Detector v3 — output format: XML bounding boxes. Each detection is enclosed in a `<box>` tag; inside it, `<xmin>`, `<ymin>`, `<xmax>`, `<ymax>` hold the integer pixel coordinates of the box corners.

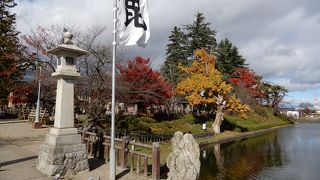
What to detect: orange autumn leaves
<box><xmin>176</xmin><ymin>49</ymin><xmax>250</xmax><ymax>118</ymax></box>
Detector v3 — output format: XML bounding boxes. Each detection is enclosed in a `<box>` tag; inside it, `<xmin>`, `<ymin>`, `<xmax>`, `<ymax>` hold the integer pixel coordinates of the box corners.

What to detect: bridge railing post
<box><xmin>152</xmin><ymin>142</ymin><xmax>160</xmax><ymax>180</ymax></box>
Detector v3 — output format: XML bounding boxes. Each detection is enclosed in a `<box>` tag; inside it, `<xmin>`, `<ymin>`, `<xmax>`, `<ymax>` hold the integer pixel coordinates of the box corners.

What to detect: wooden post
<box><xmin>136</xmin><ymin>155</ymin><xmax>141</xmax><ymax>173</ymax></box>
<box><xmin>81</xmin><ymin>130</ymin><xmax>85</xmax><ymax>143</ymax></box>
<box><xmin>105</xmin><ymin>145</ymin><xmax>110</xmax><ymax>164</ymax></box>
<box><xmin>131</xmin><ymin>153</ymin><xmax>135</xmax><ymax>172</ymax></box>
<box><xmin>121</xmin><ymin>136</ymin><xmax>129</xmax><ymax>169</ymax></box>
<box><xmin>89</xmin><ymin>136</ymin><xmax>94</xmax><ymax>156</ymax></box>
<box><xmin>152</xmin><ymin>142</ymin><xmax>160</xmax><ymax>180</ymax></box>
<box><xmin>98</xmin><ymin>132</ymin><xmax>104</xmax><ymax>159</ymax></box>
<box><xmin>93</xmin><ymin>130</ymin><xmax>98</xmax><ymax>158</ymax></box>
<box><xmin>86</xmin><ymin>136</ymin><xmax>90</xmax><ymax>154</ymax></box>
<box><xmin>144</xmin><ymin>157</ymin><xmax>148</xmax><ymax>177</ymax></box>
<box><xmin>116</xmin><ymin>149</ymin><xmax>119</xmax><ymax>165</ymax></box>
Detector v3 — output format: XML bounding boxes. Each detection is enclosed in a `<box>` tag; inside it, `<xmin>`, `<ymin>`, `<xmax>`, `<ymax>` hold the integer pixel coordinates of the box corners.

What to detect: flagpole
<box><xmin>110</xmin><ymin>0</ymin><xmax>118</xmax><ymax>179</ymax></box>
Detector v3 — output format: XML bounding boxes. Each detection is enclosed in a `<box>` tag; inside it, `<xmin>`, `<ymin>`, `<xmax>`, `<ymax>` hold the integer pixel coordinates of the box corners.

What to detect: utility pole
<box><xmin>110</xmin><ymin>0</ymin><xmax>118</xmax><ymax>179</ymax></box>
<box><xmin>33</xmin><ymin>52</ymin><xmax>42</xmax><ymax>129</ymax></box>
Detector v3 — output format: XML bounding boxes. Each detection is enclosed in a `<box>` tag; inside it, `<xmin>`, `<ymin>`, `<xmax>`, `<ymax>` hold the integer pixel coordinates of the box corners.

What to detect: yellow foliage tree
<box><xmin>176</xmin><ymin>49</ymin><xmax>250</xmax><ymax>133</ymax></box>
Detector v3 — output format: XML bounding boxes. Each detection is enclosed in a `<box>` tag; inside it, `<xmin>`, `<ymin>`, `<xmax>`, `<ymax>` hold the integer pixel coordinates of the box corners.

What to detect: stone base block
<box><xmin>45</xmin><ymin>133</ymin><xmax>81</xmax><ymax>146</ymax></box>
<box><xmin>37</xmin><ymin>129</ymin><xmax>89</xmax><ymax>177</ymax></box>
<box><xmin>50</xmin><ymin>128</ymin><xmax>78</xmax><ymax>135</ymax></box>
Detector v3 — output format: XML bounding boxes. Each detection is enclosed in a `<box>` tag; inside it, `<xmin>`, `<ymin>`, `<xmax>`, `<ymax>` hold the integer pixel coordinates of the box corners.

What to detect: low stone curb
<box><xmin>296</xmin><ymin>120</ymin><xmax>320</xmax><ymax>123</ymax></box>
<box><xmin>199</xmin><ymin>124</ymin><xmax>294</xmax><ymax>147</ymax></box>
<box><xmin>0</xmin><ymin>120</ymin><xmax>28</xmax><ymax>124</ymax></box>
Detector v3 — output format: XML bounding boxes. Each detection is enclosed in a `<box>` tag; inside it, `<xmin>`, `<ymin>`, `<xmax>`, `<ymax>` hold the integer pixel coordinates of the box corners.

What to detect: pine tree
<box><xmin>161</xmin><ymin>26</ymin><xmax>188</xmax><ymax>87</ymax></box>
<box><xmin>185</xmin><ymin>12</ymin><xmax>217</xmax><ymax>57</ymax></box>
<box><xmin>216</xmin><ymin>38</ymin><xmax>247</xmax><ymax>75</ymax></box>
<box><xmin>0</xmin><ymin>0</ymin><xmax>23</xmax><ymax>103</ymax></box>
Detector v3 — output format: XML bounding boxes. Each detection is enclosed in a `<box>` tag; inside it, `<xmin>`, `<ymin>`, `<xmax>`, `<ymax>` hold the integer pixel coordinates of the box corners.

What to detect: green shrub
<box><xmin>77</xmin><ymin>115</ymin><xmax>89</xmax><ymax>123</ymax></box>
<box><xmin>234</xmin><ymin>127</ymin><xmax>242</xmax><ymax>132</ymax></box>
<box><xmin>117</xmin><ymin>116</ymin><xmax>156</xmax><ymax>133</ymax></box>
<box><xmin>179</xmin><ymin>114</ymin><xmax>196</xmax><ymax>124</ymax></box>
<box><xmin>135</xmin><ymin>116</ymin><xmax>157</xmax><ymax>123</ymax></box>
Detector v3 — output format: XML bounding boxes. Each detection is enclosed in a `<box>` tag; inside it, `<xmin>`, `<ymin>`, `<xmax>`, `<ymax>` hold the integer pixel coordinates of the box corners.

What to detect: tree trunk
<box><xmin>212</xmin><ymin>95</ymin><xmax>226</xmax><ymax>134</ymax></box>
<box><xmin>212</xmin><ymin>106</ymin><xmax>224</xmax><ymax>133</ymax></box>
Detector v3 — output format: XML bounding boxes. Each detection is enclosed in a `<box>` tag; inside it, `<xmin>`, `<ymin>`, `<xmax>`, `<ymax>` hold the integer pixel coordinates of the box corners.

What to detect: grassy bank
<box><xmin>150</xmin><ymin>107</ymin><xmax>293</xmax><ymax>165</ymax></box>
<box><xmin>144</xmin><ymin>107</ymin><xmax>293</xmax><ymax>135</ymax></box>
<box><xmin>223</xmin><ymin>107</ymin><xmax>293</xmax><ymax>132</ymax></box>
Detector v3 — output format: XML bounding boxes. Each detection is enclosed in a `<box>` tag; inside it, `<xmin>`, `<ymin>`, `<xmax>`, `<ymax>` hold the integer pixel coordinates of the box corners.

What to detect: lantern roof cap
<box><xmin>48</xmin><ymin>44</ymin><xmax>88</xmax><ymax>57</ymax></box>
<box><xmin>47</xmin><ymin>30</ymin><xmax>88</xmax><ymax>57</ymax></box>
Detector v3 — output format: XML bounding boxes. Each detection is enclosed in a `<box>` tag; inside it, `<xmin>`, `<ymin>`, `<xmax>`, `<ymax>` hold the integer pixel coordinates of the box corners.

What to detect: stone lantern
<box><xmin>37</xmin><ymin>31</ymin><xmax>89</xmax><ymax>177</ymax></box>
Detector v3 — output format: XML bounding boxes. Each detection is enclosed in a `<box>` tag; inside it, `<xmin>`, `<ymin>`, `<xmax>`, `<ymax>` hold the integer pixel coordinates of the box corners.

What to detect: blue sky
<box><xmin>14</xmin><ymin>0</ymin><xmax>320</xmax><ymax>106</ymax></box>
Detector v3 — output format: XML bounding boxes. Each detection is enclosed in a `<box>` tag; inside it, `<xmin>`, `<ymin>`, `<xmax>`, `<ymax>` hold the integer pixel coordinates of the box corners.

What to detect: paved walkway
<box><xmin>0</xmin><ymin>121</ymin><xmax>49</xmax><ymax>180</ymax></box>
<box><xmin>0</xmin><ymin>121</ymin><xmax>149</xmax><ymax>180</ymax></box>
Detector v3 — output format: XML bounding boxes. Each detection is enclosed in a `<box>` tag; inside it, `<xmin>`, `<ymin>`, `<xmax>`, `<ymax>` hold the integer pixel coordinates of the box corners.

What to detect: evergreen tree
<box><xmin>216</xmin><ymin>38</ymin><xmax>247</xmax><ymax>75</ymax></box>
<box><xmin>0</xmin><ymin>0</ymin><xmax>24</xmax><ymax>103</ymax></box>
<box><xmin>161</xmin><ymin>26</ymin><xmax>188</xmax><ymax>87</ymax></box>
<box><xmin>185</xmin><ymin>12</ymin><xmax>217</xmax><ymax>57</ymax></box>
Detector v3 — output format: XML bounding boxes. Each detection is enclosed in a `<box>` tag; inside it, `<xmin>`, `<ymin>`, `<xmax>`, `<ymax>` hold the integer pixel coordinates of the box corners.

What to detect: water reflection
<box><xmin>200</xmin><ymin>123</ymin><xmax>320</xmax><ymax>180</ymax></box>
<box><xmin>200</xmin><ymin>128</ymin><xmax>285</xmax><ymax>179</ymax></box>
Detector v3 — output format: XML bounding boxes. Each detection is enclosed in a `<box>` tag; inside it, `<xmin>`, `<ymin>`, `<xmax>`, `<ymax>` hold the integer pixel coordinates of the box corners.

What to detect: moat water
<box><xmin>199</xmin><ymin>123</ymin><xmax>320</xmax><ymax>180</ymax></box>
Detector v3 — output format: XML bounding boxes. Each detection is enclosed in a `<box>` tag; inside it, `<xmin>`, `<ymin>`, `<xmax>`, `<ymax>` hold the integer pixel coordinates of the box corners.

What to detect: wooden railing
<box><xmin>129</xmin><ymin>132</ymin><xmax>172</xmax><ymax>142</ymax></box>
<box><xmin>103</xmin><ymin>131</ymin><xmax>171</xmax><ymax>143</ymax></box>
<box><xmin>104</xmin><ymin>131</ymin><xmax>213</xmax><ymax>143</ymax></box>
<box><xmin>27</xmin><ymin>108</ymin><xmax>49</xmax><ymax>124</ymax></box>
<box><xmin>79</xmin><ymin>130</ymin><xmax>160</xmax><ymax>180</ymax></box>
<box><xmin>18</xmin><ymin>108</ymin><xmax>30</xmax><ymax>120</ymax></box>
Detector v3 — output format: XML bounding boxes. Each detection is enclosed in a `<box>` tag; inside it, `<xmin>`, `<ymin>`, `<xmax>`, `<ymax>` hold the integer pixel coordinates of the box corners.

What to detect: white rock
<box><xmin>166</xmin><ymin>131</ymin><xmax>201</xmax><ymax>180</ymax></box>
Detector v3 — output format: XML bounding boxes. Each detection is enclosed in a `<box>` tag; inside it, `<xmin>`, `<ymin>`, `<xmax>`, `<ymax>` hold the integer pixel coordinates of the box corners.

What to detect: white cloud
<box><xmin>284</xmin><ymin>96</ymin><xmax>313</xmax><ymax>107</ymax></box>
<box><xmin>272</xmin><ymin>78</ymin><xmax>320</xmax><ymax>92</ymax></box>
<box><xmin>15</xmin><ymin>0</ymin><xmax>111</xmax><ymax>35</ymax></box>
<box><xmin>13</xmin><ymin>0</ymin><xmax>320</xmax><ymax>98</ymax></box>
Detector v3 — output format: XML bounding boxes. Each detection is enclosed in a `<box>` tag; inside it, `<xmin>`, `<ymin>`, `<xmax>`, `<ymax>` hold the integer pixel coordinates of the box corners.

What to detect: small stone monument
<box><xmin>8</xmin><ymin>92</ymin><xmax>14</xmax><ymax>108</ymax></box>
<box><xmin>166</xmin><ymin>131</ymin><xmax>201</xmax><ymax>180</ymax></box>
<box><xmin>37</xmin><ymin>31</ymin><xmax>89</xmax><ymax>177</ymax></box>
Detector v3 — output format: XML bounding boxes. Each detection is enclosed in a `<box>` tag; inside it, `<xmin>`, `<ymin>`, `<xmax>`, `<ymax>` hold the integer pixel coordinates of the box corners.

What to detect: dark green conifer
<box><xmin>161</xmin><ymin>26</ymin><xmax>188</xmax><ymax>87</ymax></box>
<box><xmin>216</xmin><ymin>38</ymin><xmax>247</xmax><ymax>75</ymax></box>
<box><xmin>185</xmin><ymin>12</ymin><xmax>217</xmax><ymax>57</ymax></box>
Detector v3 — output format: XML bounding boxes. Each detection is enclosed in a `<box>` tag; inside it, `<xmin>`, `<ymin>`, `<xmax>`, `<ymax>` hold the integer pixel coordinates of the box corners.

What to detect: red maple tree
<box><xmin>228</xmin><ymin>67</ymin><xmax>263</xmax><ymax>98</ymax></box>
<box><xmin>11</xmin><ymin>83</ymin><xmax>36</xmax><ymax>104</ymax></box>
<box><xmin>117</xmin><ymin>57</ymin><xmax>172</xmax><ymax>112</ymax></box>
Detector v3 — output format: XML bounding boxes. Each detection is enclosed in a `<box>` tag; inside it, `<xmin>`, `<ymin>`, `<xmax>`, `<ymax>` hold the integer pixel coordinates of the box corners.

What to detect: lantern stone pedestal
<box><xmin>37</xmin><ymin>128</ymin><xmax>89</xmax><ymax>176</ymax></box>
<box><xmin>36</xmin><ymin>31</ymin><xmax>89</xmax><ymax>177</ymax></box>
